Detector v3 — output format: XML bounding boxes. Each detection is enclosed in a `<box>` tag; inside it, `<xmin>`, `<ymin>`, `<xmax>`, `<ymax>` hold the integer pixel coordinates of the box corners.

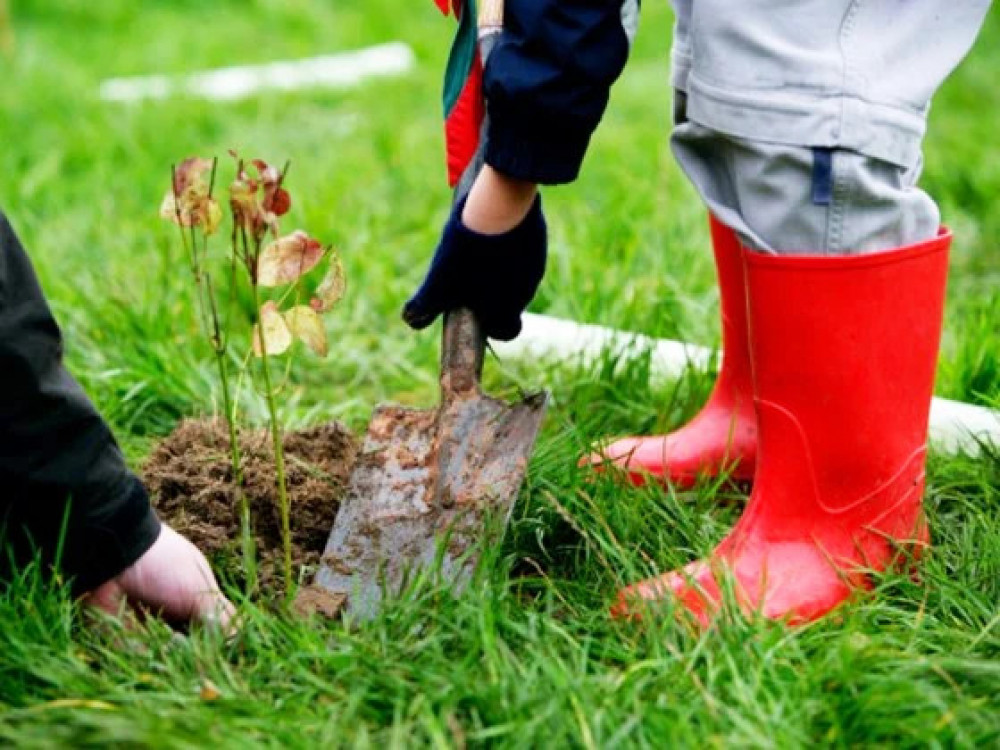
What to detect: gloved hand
<box><xmin>402</xmin><ymin>194</ymin><xmax>547</xmax><ymax>341</ymax></box>
<box><xmin>84</xmin><ymin>524</ymin><xmax>235</xmax><ymax>630</ymax></box>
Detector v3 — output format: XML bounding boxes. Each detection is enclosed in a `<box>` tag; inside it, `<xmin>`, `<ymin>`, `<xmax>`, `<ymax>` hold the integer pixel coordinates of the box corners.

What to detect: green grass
<box><xmin>1</xmin><ymin>1</ymin><xmax>999</xmax><ymax>746</ymax></box>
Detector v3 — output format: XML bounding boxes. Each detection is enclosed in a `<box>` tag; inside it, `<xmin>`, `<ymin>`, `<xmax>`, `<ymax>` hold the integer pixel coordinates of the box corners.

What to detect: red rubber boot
<box><xmin>612</xmin><ymin>229</ymin><xmax>951</xmax><ymax>625</ymax></box>
<box><xmin>585</xmin><ymin>217</ymin><xmax>757</xmax><ymax>488</ymax></box>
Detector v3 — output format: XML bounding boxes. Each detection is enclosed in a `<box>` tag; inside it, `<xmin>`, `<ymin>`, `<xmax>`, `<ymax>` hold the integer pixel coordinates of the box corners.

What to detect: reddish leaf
<box><xmin>160</xmin><ymin>156</ymin><xmax>220</xmax><ymax>234</ymax></box>
<box><xmin>252</xmin><ymin>159</ymin><xmax>280</xmax><ymax>182</ymax></box>
<box><xmin>173</xmin><ymin>157</ymin><xmax>213</xmax><ymax>196</ymax></box>
<box><xmin>253</xmin><ymin>158</ymin><xmax>291</xmax><ymax>218</ymax></box>
<box><xmin>265</xmin><ymin>186</ymin><xmax>291</xmax><ymax>217</ymax></box>
<box><xmin>257</xmin><ymin>231</ymin><xmax>324</xmax><ymax>287</ymax></box>
<box><xmin>228</xmin><ymin>154</ymin><xmax>290</xmax><ymax>242</ymax></box>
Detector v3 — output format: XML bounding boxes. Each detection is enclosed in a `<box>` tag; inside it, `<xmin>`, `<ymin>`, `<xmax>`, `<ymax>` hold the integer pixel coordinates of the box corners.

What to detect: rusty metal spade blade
<box><xmin>315</xmin><ymin>308</ymin><xmax>548</xmax><ymax>620</ymax></box>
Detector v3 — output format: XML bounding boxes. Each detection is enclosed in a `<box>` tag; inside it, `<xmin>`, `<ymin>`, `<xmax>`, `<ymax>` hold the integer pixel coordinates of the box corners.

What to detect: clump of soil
<box><xmin>292</xmin><ymin>585</ymin><xmax>347</xmax><ymax>619</ymax></box>
<box><xmin>143</xmin><ymin>418</ymin><xmax>358</xmax><ymax>594</ymax></box>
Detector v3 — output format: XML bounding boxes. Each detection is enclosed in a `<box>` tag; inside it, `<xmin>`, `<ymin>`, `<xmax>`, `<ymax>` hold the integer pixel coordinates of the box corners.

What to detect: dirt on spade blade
<box><xmin>142</xmin><ymin>418</ymin><xmax>358</xmax><ymax>598</ymax></box>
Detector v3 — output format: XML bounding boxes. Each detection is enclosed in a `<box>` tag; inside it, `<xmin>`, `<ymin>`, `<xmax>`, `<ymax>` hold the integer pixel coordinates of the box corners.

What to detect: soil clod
<box><xmin>292</xmin><ymin>585</ymin><xmax>347</xmax><ymax>619</ymax></box>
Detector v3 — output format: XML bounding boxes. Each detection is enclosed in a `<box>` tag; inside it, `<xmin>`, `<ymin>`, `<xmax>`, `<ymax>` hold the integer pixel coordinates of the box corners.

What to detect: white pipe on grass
<box><xmin>493</xmin><ymin>312</ymin><xmax>1000</xmax><ymax>457</ymax></box>
<box><xmin>100</xmin><ymin>42</ymin><xmax>416</xmax><ymax>103</ymax></box>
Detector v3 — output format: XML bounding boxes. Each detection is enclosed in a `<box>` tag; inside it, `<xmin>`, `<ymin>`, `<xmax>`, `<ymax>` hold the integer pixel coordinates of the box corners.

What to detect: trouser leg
<box><xmin>670</xmin><ymin>122</ymin><xmax>942</xmax><ymax>256</ymax></box>
<box><xmin>664</xmin><ymin>0</ymin><xmax>988</xmax><ymax>256</ymax></box>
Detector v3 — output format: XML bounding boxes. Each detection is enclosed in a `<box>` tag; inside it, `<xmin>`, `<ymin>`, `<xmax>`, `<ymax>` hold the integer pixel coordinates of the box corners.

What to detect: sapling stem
<box><xmin>205</xmin><ymin>266</ymin><xmax>255</xmax><ymax>591</ymax></box>
<box><xmin>235</xmin><ymin>171</ymin><xmax>295</xmax><ymax>596</ymax></box>
<box><xmin>171</xmin><ymin>162</ymin><xmax>253</xmax><ymax>592</ymax></box>
<box><xmin>251</xmin><ymin>276</ymin><xmax>294</xmax><ymax>597</ymax></box>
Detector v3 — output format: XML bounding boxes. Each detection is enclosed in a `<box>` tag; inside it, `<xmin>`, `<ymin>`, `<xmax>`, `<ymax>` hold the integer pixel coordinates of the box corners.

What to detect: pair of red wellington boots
<box><xmin>587</xmin><ymin>217</ymin><xmax>951</xmax><ymax>625</ymax></box>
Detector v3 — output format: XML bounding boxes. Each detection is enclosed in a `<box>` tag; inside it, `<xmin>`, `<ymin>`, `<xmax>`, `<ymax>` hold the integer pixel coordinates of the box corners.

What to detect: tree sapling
<box><xmin>161</xmin><ymin>154</ymin><xmax>345</xmax><ymax>597</ymax></box>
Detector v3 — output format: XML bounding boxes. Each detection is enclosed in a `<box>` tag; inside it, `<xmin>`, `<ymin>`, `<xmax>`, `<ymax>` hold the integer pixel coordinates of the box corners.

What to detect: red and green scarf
<box><xmin>435</xmin><ymin>0</ymin><xmax>484</xmax><ymax>187</ymax></box>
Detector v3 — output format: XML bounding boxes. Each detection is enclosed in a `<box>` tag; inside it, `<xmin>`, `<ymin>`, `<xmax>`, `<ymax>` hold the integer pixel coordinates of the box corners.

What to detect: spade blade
<box><xmin>315</xmin><ymin>384</ymin><xmax>547</xmax><ymax>620</ymax></box>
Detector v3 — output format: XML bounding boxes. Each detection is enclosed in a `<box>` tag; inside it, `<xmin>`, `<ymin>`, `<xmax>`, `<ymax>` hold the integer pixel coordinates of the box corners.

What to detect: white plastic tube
<box><xmin>100</xmin><ymin>42</ymin><xmax>415</xmax><ymax>103</ymax></box>
<box><xmin>493</xmin><ymin>312</ymin><xmax>1000</xmax><ymax>457</ymax></box>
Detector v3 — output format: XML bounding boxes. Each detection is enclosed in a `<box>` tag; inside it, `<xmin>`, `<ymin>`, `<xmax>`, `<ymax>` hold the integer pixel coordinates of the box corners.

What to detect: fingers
<box><xmin>402</xmin><ymin>295</ymin><xmax>444</xmax><ymax>331</ymax></box>
<box><xmin>87</xmin><ymin>524</ymin><xmax>235</xmax><ymax>632</ymax></box>
<box><xmin>405</xmin><ymin>298</ymin><xmax>523</xmax><ymax>341</ymax></box>
<box><xmin>477</xmin><ymin>310</ymin><xmax>523</xmax><ymax>342</ymax></box>
<box><xmin>188</xmin><ymin>578</ymin><xmax>237</xmax><ymax>632</ymax></box>
<box><xmin>82</xmin><ymin>578</ymin><xmax>127</xmax><ymax>617</ymax></box>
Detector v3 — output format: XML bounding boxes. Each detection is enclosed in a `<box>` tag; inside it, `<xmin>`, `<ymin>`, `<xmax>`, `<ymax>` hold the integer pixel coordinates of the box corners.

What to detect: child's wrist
<box><xmin>461</xmin><ymin>166</ymin><xmax>538</xmax><ymax>235</ymax></box>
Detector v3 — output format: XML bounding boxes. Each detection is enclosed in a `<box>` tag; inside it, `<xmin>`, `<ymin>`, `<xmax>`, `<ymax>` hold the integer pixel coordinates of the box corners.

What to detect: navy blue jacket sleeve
<box><xmin>483</xmin><ymin>0</ymin><xmax>638</xmax><ymax>185</ymax></box>
<box><xmin>0</xmin><ymin>212</ymin><xmax>160</xmax><ymax>595</ymax></box>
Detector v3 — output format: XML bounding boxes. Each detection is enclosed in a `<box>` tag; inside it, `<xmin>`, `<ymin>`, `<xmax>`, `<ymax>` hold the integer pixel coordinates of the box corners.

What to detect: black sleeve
<box><xmin>0</xmin><ymin>211</ymin><xmax>160</xmax><ymax>596</ymax></box>
<box><xmin>483</xmin><ymin>0</ymin><xmax>638</xmax><ymax>185</ymax></box>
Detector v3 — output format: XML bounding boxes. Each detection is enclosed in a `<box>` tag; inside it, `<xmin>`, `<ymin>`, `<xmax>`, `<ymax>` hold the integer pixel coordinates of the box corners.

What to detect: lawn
<box><xmin>1</xmin><ymin>1</ymin><xmax>998</xmax><ymax>746</ymax></box>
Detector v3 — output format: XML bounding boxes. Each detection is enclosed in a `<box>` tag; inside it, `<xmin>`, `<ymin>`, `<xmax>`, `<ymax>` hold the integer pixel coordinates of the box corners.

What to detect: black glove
<box><xmin>402</xmin><ymin>195</ymin><xmax>547</xmax><ymax>341</ymax></box>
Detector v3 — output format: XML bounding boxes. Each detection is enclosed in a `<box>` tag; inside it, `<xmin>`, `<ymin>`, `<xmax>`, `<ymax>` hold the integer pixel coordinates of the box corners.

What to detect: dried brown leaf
<box><xmin>160</xmin><ymin>157</ymin><xmax>221</xmax><ymax>234</ymax></box>
<box><xmin>199</xmin><ymin>679</ymin><xmax>222</xmax><ymax>701</ymax></box>
<box><xmin>313</xmin><ymin>254</ymin><xmax>346</xmax><ymax>312</ymax></box>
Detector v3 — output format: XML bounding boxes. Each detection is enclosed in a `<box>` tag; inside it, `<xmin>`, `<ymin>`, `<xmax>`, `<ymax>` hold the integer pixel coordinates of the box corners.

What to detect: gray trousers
<box><xmin>668</xmin><ymin>1</ymin><xmax>991</xmax><ymax>255</ymax></box>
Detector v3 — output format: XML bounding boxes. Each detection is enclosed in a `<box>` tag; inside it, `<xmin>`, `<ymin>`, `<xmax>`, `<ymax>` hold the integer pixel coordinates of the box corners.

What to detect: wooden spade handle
<box><xmin>441</xmin><ymin>308</ymin><xmax>486</xmax><ymax>398</ymax></box>
<box><xmin>439</xmin><ymin>0</ymin><xmax>505</xmax><ymax>401</ymax></box>
<box><xmin>478</xmin><ymin>0</ymin><xmax>504</xmax><ymax>30</ymax></box>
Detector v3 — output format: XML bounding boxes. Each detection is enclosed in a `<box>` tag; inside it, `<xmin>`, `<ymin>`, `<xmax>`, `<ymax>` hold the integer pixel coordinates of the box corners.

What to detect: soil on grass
<box><xmin>143</xmin><ymin>418</ymin><xmax>358</xmax><ymax>596</ymax></box>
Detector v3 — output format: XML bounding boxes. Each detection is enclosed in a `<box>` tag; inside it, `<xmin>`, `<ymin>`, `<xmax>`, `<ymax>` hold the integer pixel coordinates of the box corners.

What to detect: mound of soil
<box><xmin>143</xmin><ymin>418</ymin><xmax>358</xmax><ymax>595</ymax></box>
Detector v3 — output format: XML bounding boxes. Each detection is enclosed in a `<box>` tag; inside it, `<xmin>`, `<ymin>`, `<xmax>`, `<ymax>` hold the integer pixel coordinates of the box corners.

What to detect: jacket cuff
<box><xmin>485</xmin><ymin>118</ymin><xmax>592</xmax><ymax>185</ymax></box>
<box><xmin>67</xmin><ymin>476</ymin><xmax>162</xmax><ymax>596</ymax></box>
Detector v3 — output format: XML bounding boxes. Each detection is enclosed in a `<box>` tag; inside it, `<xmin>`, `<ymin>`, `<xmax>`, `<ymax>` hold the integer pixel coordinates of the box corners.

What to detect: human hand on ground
<box><xmin>402</xmin><ymin>166</ymin><xmax>546</xmax><ymax>341</ymax></box>
<box><xmin>84</xmin><ymin>524</ymin><xmax>235</xmax><ymax>630</ymax></box>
